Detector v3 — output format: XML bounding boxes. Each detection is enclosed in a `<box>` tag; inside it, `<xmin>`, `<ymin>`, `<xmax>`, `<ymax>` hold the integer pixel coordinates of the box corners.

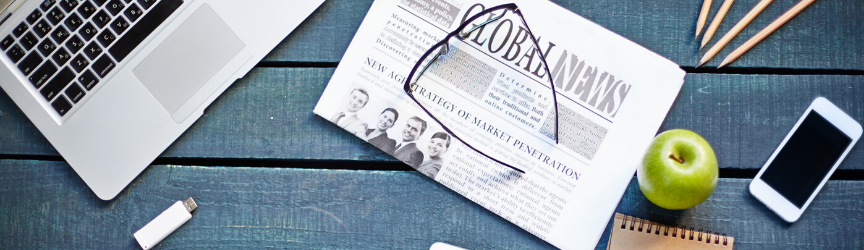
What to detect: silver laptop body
<box><xmin>0</xmin><ymin>0</ymin><xmax>324</xmax><ymax>200</ymax></box>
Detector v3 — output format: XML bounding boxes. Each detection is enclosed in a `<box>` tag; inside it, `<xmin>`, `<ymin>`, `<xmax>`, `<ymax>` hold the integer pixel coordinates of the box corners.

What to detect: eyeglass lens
<box><xmin>407</xmin><ymin>5</ymin><xmax>560</xmax><ymax>173</ymax></box>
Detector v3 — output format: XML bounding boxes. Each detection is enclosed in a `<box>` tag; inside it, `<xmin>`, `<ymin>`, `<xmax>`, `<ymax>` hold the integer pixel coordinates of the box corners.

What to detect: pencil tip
<box><xmin>697</xmin><ymin>55</ymin><xmax>709</xmax><ymax>67</ymax></box>
<box><xmin>717</xmin><ymin>61</ymin><xmax>728</xmax><ymax>69</ymax></box>
<box><xmin>701</xmin><ymin>36</ymin><xmax>713</xmax><ymax>49</ymax></box>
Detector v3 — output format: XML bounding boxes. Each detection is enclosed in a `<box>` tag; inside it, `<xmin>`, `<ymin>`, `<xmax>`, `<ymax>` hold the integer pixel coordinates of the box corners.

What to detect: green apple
<box><xmin>637</xmin><ymin>129</ymin><xmax>718</xmax><ymax>210</ymax></box>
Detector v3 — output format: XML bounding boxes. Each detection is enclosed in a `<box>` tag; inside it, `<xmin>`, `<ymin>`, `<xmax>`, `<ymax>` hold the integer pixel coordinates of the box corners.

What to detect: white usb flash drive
<box><xmin>134</xmin><ymin>198</ymin><xmax>198</xmax><ymax>250</ymax></box>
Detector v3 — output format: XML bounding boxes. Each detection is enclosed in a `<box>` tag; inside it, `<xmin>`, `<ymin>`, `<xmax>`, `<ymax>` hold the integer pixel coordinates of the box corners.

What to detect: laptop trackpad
<box><xmin>133</xmin><ymin>4</ymin><xmax>245</xmax><ymax>122</ymax></box>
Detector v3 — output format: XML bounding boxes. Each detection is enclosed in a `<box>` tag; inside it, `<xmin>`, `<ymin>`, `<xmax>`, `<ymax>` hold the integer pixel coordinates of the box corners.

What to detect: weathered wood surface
<box><xmin>0</xmin><ymin>0</ymin><xmax>861</xmax><ymax>249</ymax></box>
<box><xmin>264</xmin><ymin>0</ymin><xmax>864</xmax><ymax>70</ymax></box>
<box><xmin>0</xmin><ymin>160</ymin><xmax>552</xmax><ymax>249</ymax></box>
<box><xmin>3</xmin><ymin>68</ymin><xmax>864</xmax><ymax>171</ymax></box>
<box><xmin>1</xmin><ymin>159</ymin><xmax>861</xmax><ymax>249</ymax></box>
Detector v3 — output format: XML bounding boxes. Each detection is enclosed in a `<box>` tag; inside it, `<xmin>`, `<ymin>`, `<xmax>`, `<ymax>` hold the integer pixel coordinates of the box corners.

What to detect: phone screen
<box><xmin>760</xmin><ymin>111</ymin><xmax>852</xmax><ymax>208</ymax></box>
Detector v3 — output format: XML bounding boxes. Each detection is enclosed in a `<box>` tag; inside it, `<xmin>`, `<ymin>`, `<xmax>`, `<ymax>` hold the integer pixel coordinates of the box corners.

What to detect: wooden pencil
<box><xmin>701</xmin><ymin>0</ymin><xmax>735</xmax><ymax>49</ymax></box>
<box><xmin>696</xmin><ymin>0</ymin><xmax>713</xmax><ymax>38</ymax></box>
<box><xmin>718</xmin><ymin>0</ymin><xmax>816</xmax><ymax>68</ymax></box>
<box><xmin>698</xmin><ymin>0</ymin><xmax>773</xmax><ymax>66</ymax></box>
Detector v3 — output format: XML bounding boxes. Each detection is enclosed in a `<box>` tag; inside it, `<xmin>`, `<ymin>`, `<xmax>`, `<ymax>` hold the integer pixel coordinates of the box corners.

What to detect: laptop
<box><xmin>0</xmin><ymin>0</ymin><xmax>324</xmax><ymax>200</ymax></box>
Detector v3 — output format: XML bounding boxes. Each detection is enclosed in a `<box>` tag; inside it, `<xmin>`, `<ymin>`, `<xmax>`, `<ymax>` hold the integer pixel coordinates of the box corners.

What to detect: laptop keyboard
<box><xmin>2</xmin><ymin>0</ymin><xmax>182</xmax><ymax>117</ymax></box>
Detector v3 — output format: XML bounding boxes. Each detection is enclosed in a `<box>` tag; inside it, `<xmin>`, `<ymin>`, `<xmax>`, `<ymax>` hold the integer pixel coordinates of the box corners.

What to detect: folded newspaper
<box><xmin>313</xmin><ymin>0</ymin><xmax>685</xmax><ymax>249</ymax></box>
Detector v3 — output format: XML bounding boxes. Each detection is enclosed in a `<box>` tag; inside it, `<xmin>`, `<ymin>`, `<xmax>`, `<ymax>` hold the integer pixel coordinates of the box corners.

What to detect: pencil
<box><xmin>718</xmin><ymin>0</ymin><xmax>816</xmax><ymax>68</ymax></box>
<box><xmin>698</xmin><ymin>0</ymin><xmax>772</xmax><ymax>67</ymax></box>
<box><xmin>696</xmin><ymin>0</ymin><xmax>713</xmax><ymax>38</ymax></box>
<box><xmin>700</xmin><ymin>0</ymin><xmax>735</xmax><ymax>49</ymax></box>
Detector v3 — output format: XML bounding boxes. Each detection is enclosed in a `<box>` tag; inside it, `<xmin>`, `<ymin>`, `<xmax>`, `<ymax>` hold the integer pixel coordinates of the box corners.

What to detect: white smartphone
<box><xmin>750</xmin><ymin>97</ymin><xmax>862</xmax><ymax>222</ymax></box>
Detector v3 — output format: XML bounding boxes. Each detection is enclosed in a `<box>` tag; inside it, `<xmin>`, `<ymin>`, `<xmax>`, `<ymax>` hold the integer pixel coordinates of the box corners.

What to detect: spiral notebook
<box><xmin>607</xmin><ymin>213</ymin><xmax>735</xmax><ymax>250</ymax></box>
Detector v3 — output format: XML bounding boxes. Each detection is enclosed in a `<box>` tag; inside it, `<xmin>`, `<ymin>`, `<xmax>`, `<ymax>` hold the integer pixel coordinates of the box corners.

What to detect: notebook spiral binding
<box><xmin>619</xmin><ymin>214</ymin><xmax>729</xmax><ymax>246</ymax></box>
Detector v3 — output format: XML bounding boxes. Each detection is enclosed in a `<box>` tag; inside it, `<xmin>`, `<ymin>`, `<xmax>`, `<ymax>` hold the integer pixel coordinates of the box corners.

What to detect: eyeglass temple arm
<box><xmin>512</xmin><ymin>8</ymin><xmax>561</xmax><ymax>145</ymax></box>
<box><xmin>412</xmin><ymin>10</ymin><xmax>509</xmax><ymax>86</ymax></box>
<box><xmin>459</xmin><ymin>11</ymin><xmax>507</xmax><ymax>39</ymax></box>
<box><xmin>412</xmin><ymin>47</ymin><xmax>448</xmax><ymax>86</ymax></box>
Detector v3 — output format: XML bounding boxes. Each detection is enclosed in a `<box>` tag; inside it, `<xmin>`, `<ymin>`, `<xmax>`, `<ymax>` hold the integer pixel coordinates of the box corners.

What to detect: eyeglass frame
<box><xmin>403</xmin><ymin>3</ymin><xmax>560</xmax><ymax>174</ymax></box>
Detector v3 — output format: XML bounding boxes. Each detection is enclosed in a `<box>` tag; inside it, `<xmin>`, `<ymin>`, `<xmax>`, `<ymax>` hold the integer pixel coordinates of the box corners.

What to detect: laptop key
<box><xmin>92</xmin><ymin>54</ymin><xmax>115</xmax><ymax>77</ymax></box>
<box><xmin>6</xmin><ymin>44</ymin><xmax>25</xmax><ymax>62</ymax></box>
<box><xmin>13</xmin><ymin>22</ymin><xmax>28</xmax><ymax>37</ymax></box>
<box><xmin>40</xmin><ymin>0</ymin><xmax>58</xmax><ymax>11</ymax></box>
<box><xmin>21</xmin><ymin>32</ymin><xmax>39</xmax><ymax>50</ymax></box>
<box><xmin>97</xmin><ymin>29</ymin><xmax>117</xmax><ymax>47</ymax></box>
<box><xmin>47</xmin><ymin>7</ymin><xmax>66</xmax><ymax>25</ymax></box>
<box><xmin>92</xmin><ymin>0</ymin><xmax>107</xmax><ymax>7</ymax></box>
<box><xmin>51</xmin><ymin>25</ymin><xmax>70</xmax><ymax>43</ymax></box>
<box><xmin>80</xmin><ymin>22</ymin><xmax>98</xmax><ymax>41</ymax></box>
<box><xmin>37</xmin><ymin>39</ymin><xmax>57</xmax><ymax>56</ymax></box>
<box><xmin>110</xmin><ymin>16</ymin><xmax>130</xmax><ymax>34</ymax></box>
<box><xmin>138</xmin><ymin>0</ymin><xmax>155</xmax><ymax>10</ymax></box>
<box><xmin>77</xmin><ymin>0</ymin><xmax>97</xmax><ymax>19</ymax></box>
<box><xmin>70</xmin><ymin>54</ymin><xmax>89</xmax><ymax>72</ymax></box>
<box><xmin>51</xmin><ymin>96</ymin><xmax>73</xmax><ymax>116</ymax></box>
<box><xmin>30</xmin><ymin>61</ymin><xmax>58</xmax><ymax>88</ymax></box>
<box><xmin>27</xmin><ymin>9</ymin><xmax>43</xmax><ymax>24</ymax></box>
<box><xmin>60</xmin><ymin>0</ymin><xmax>81</xmax><ymax>12</ymax></box>
<box><xmin>52</xmin><ymin>47</ymin><xmax>72</xmax><ymax>65</ymax></box>
<box><xmin>1</xmin><ymin>35</ymin><xmax>13</xmax><ymax>51</ymax></box>
<box><xmin>33</xmin><ymin>19</ymin><xmax>53</xmax><ymax>38</ymax></box>
<box><xmin>110</xmin><ymin>0</ymin><xmax>183</xmax><ymax>62</ymax></box>
<box><xmin>17</xmin><ymin>53</ymin><xmax>43</xmax><ymax>76</ymax></box>
<box><xmin>41</xmin><ymin>67</ymin><xmax>75</xmax><ymax>100</ymax></box>
<box><xmin>65</xmin><ymin>83</ymin><xmax>85</xmax><ymax>103</ymax></box>
<box><xmin>124</xmin><ymin>3</ymin><xmax>142</xmax><ymax>22</ymax></box>
<box><xmin>93</xmin><ymin>10</ymin><xmax>112</xmax><ymax>28</ymax></box>
<box><xmin>65</xmin><ymin>12</ymin><xmax>84</xmax><ymax>31</ymax></box>
<box><xmin>105</xmin><ymin>0</ymin><xmax>125</xmax><ymax>16</ymax></box>
<box><xmin>84</xmin><ymin>41</ymin><xmax>103</xmax><ymax>59</ymax></box>
<box><xmin>66</xmin><ymin>35</ymin><xmax>85</xmax><ymax>53</ymax></box>
<box><xmin>78</xmin><ymin>69</ymin><xmax>99</xmax><ymax>90</ymax></box>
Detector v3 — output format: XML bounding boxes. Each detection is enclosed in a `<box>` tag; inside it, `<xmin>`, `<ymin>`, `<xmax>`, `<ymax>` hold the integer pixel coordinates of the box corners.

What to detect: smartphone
<box><xmin>750</xmin><ymin>97</ymin><xmax>861</xmax><ymax>222</ymax></box>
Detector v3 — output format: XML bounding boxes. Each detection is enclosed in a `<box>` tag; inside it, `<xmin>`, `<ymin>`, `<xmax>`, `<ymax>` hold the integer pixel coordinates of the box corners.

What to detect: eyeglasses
<box><xmin>403</xmin><ymin>3</ymin><xmax>559</xmax><ymax>174</ymax></box>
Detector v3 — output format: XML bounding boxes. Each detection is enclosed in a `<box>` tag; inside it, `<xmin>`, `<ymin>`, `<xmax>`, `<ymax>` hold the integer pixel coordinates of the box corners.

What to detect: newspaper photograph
<box><xmin>313</xmin><ymin>0</ymin><xmax>686</xmax><ymax>249</ymax></box>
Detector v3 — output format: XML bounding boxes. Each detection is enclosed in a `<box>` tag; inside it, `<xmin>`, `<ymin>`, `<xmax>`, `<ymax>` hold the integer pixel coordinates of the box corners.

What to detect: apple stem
<box><xmin>669</xmin><ymin>154</ymin><xmax>685</xmax><ymax>164</ymax></box>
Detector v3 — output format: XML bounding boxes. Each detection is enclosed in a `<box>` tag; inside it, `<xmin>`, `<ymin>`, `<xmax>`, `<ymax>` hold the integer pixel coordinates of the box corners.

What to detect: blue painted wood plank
<box><xmin>3</xmin><ymin>69</ymin><xmax>864</xmax><ymax>170</ymax></box>
<box><xmin>262</xmin><ymin>0</ymin><xmax>372</xmax><ymax>63</ymax></box>
<box><xmin>0</xmin><ymin>160</ymin><xmax>552</xmax><ymax>249</ymax></box>
<box><xmin>161</xmin><ymin>68</ymin><xmax>395</xmax><ymax>162</ymax></box>
<box><xmin>1</xmin><ymin>160</ymin><xmax>861</xmax><ymax>249</ymax></box>
<box><xmin>262</xmin><ymin>0</ymin><xmax>864</xmax><ymax>70</ymax></box>
<box><xmin>0</xmin><ymin>68</ymin><xmax>864</xmax><ymax>169</ymax></box>
<box><xmin>660</xmin><ymin>73</ymin><xmax>864</xmax><ymax>170</ymax></box>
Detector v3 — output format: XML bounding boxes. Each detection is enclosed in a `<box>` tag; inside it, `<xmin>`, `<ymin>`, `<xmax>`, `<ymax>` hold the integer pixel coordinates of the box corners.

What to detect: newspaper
<box><xmin>313</xmin><ymin>0</ymin><xmax>685</xmax><ymax>249</ymax></box>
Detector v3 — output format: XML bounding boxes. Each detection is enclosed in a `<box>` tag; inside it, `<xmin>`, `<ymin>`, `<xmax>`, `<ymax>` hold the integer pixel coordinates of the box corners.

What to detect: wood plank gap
<box><xmin>4</xmin><ymin>154</ymin><xmax>864</xmax><ymax>180</ymax></box>
<box><xmin>681</xmin><ymin>66</ymin><xmax>864</xmax><ymax>75</ymax></box>
<box><xmin>255</xmin><ymin>61</ymin><xmax>339</xmax><ymax>68</ymax></box>
<box><xmin>150</xmin><ymin>158</ymin><xmax>414</xmax><ymax>171</ymax></box>
<box><xmin>719</xmin><ymin>168</ymin><xmax>864</xmax><ymax>180</ymax></box>
<box><xmin>0</xmin><ymin>154</ymin><xmax>63</xmax><ymax>162</ymax></box>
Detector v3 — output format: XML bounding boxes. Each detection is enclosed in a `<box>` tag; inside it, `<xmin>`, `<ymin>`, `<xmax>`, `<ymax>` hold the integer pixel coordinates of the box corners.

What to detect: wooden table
<box><xmin>2</xmin><ymin>0</ymin><xmax>863</xmax><ymax>249</ymax></box>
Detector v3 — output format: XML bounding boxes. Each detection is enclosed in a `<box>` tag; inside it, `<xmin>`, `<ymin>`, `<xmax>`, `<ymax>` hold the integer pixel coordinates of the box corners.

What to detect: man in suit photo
<box><xmin>366</xmin><ymin>107</ymin><xmax>399</xmax><ymax>154</ymax></box>
<box><xmin>330</xmin><ymin>88</ymin><xmax>369</xmax><ymax>138</ymax></box>
<box><xmin>393</xmin><ymin>116</ymin><xmax>427</xmax><ymax>168</ymax></box>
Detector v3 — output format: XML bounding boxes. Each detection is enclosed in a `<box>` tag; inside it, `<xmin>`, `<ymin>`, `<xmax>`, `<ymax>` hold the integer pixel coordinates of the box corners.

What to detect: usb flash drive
<box><xmin>134</xmin><ymin>198</ymin><xmax>198</xmax><ymax>250</ymax></box>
